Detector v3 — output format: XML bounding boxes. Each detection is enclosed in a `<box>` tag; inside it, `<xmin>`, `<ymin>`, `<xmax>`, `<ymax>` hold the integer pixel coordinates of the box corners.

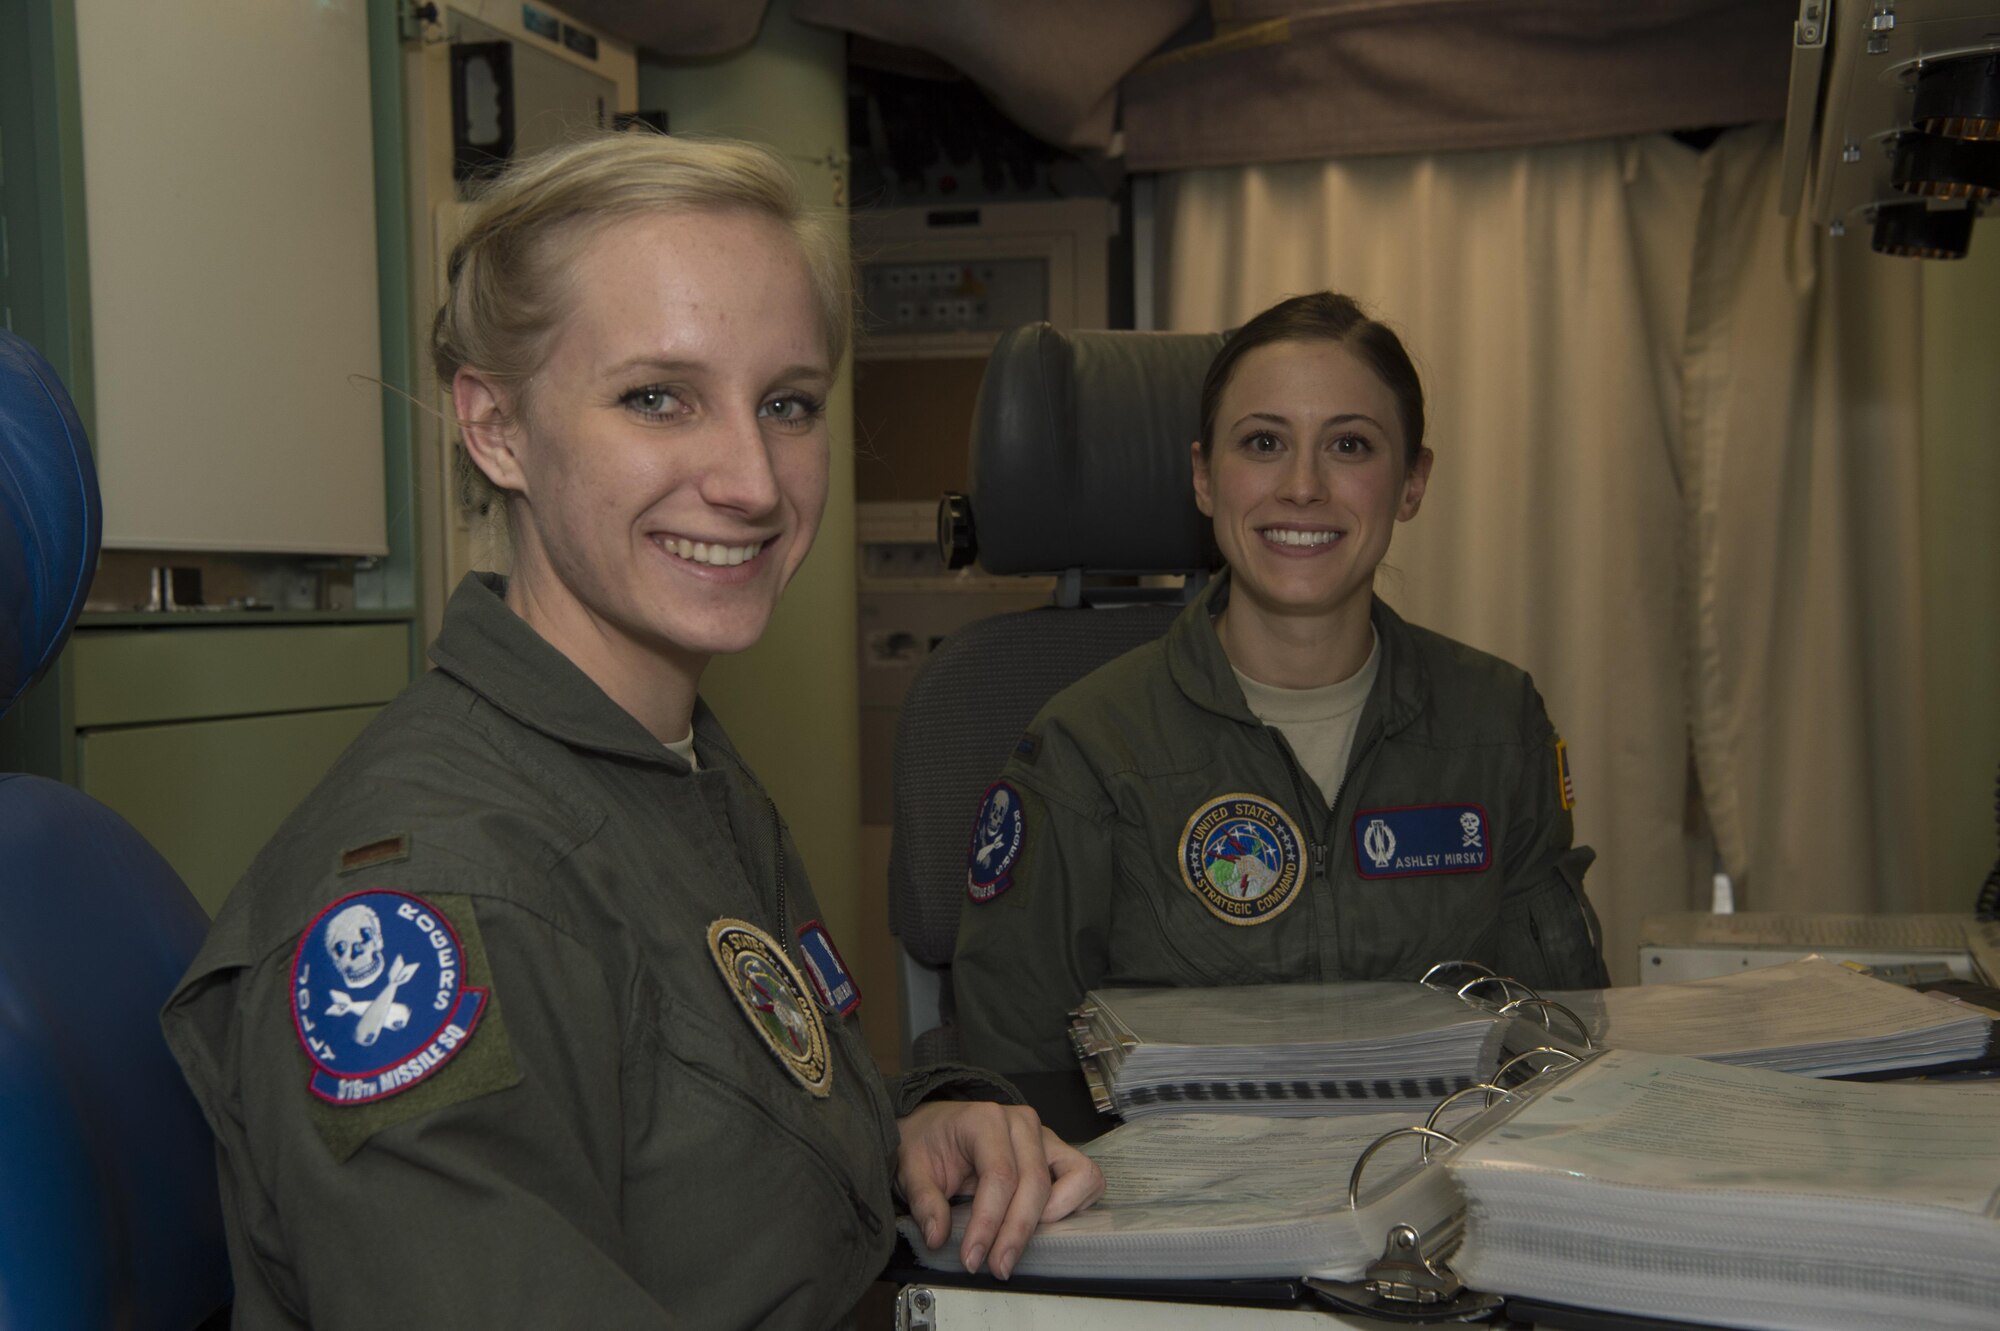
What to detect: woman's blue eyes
<box><xmin>759</xmin><ymin>392</ymin><xmax>825</xmax><ymax>426</ymax></box>
<box><xmin>621</xmin><ymin>386</ymin><xmax>683</xmax><ymax>419</ymax></box>
<box><xmin>618</xmin><ymin>387</ymin><xmax>825</xmax><ymax>427</ymax></box>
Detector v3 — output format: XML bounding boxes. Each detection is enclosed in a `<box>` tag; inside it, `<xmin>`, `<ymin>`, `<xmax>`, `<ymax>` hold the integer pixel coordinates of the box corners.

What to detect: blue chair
<box><xmin>0</xmin><ymin>330</ymin><xmax>230</xmax><ymax>1328</ymax></box>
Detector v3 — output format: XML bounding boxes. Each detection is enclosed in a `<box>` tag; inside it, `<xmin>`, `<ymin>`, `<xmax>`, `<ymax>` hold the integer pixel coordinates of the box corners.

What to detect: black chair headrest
<box><xmin>0</xmin><ymin>330</ymin><xmax>100</xmax><ymax>716</ymax></box>
<box><xmin>968</xmin><ymin>325</ymin><xmax>1224</xmax><ymax>577</ymax></box>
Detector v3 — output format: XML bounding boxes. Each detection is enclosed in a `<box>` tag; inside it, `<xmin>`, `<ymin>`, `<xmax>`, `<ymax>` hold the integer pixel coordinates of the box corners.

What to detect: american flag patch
<box><xmin>1555</xmin><ymin>737</ymin><xmax>1576</xmax><ymax>810</ymax></box>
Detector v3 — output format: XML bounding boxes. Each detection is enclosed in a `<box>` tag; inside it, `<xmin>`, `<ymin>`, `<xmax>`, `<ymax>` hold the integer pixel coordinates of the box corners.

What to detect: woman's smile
<box><xmin>1257</xmin><ymin>525</ymin><xmax>1343</xmax><ymax>551</ymax></box>
<box><xmin>648</xmin><ymin>533</ymin><xmax>774</xmax><ymax>572</ymax></box>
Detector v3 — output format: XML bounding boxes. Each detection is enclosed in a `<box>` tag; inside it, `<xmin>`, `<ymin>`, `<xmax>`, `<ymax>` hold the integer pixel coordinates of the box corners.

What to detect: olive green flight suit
<box><xmin>955</xmin><ymin>577</ymin><xmax>1608</xmax><ymax>1074</ymax></box>
<box><xmin>164</xmin><ymin>574</ymin><xmax>997</xmax><ymax>1329</ymax></box>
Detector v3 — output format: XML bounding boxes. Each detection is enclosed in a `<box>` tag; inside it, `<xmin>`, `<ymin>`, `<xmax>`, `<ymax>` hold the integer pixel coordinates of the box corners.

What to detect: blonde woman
<box><xmin>165</xmin><ymin>134</ymin><xmax>1098</xmax><ymax>1327</ymax></box>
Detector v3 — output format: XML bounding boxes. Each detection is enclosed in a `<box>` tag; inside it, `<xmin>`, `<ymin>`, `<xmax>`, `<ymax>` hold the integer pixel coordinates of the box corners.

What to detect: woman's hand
<box><xmin>895</xmin><ymin>1100</ymin><xmax>1104</xmax><ymax>1280</ymax></box>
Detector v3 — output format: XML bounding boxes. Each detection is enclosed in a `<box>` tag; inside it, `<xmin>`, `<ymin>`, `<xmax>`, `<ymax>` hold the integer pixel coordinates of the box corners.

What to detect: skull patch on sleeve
<box><xmin>291</xmin><ymin>890</ymin><xmax>490</xmax><ymax>1105</ymax></box>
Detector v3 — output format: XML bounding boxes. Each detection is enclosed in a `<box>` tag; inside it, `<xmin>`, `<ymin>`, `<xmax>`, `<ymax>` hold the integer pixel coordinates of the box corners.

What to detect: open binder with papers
<box><xmin>1066</xmin><ymin>956</ymin><xmax>1995</xmax><ymax>1120</ymax></box>
<box><xmin>901</xmin><ymin>1048</ymin><xmax>2000</xmax><ymax>1331</ymax></box>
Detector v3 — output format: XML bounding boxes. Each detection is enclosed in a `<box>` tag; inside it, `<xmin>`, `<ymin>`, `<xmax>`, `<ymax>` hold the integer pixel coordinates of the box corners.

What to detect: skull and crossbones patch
<box><xmin>291</xmin><ymin>890</ymin><xmax>488</xmax><ymax>1105</ymax></box>
<box><xmin>965</xmin><ymin>781</ymin><xmax>1025</xmax><ymax>903</ymax></box>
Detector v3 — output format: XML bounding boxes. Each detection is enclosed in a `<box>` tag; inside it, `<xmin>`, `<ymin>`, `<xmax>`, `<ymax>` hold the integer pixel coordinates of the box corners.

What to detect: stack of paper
<box><xmin>1073</xmin><ymin>981</ymin><xmax>1508</xmax><ymax>1118</ymax></box>
<box><xmin>1449</xmin><ymin>1050</ymin><xmax>2000</xmax><ymax>1331</ymax></box>
<box><xmin>899</xmin><ymin>1111</ymin><xmax>1460</xmax><ymax>1281</ymax></box>
<box><xmin>1542</xmin><ymin>957</ymin><xmax>1993</xmax><ymax>1076</ymax></box>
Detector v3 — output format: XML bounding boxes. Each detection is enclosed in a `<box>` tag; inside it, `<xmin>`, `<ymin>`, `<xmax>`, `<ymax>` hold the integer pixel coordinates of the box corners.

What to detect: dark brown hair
<box><xmin>1197</xmin><ymin>291</ymin><xmax>1425</xmax><ymax>466</ymax></box>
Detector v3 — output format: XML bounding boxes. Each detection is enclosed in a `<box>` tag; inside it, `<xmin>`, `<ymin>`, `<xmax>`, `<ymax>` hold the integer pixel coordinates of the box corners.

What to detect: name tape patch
<box><xmin>291</xmin><ymin>890</ymin><xmax>488</xmax><ymax>1105</ymax></box>
<box><xmin>796</xmin><ymin>919</ymin><xmax>862</xmax><ymax>1017</ymax></box>
<box><xmin>1179</xmin><ymin>793</ymin><xmax>1306</xmax><ymax>925</ymax></box>
<box><xmin>966</xmin><ymin>781</ymin><xmax>1025</xmax><ymax>903</ymax></box>
<box><xmin>1352</xmin><ymin>804</ymin><xmax>1492</xmax><ymax>879</ymax></box>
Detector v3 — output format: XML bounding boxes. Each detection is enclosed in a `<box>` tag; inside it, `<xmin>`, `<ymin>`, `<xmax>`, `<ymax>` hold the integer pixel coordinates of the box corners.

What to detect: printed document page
<box><xmin>1449</xmin><ymin>1050</ymin><xmax>2000</xmax><ymax>1331</ymax></box>
<box><xmin>1542</xmin><ymin>956</ymin><xmax>1989</xmax><ymax>1074</ymax></box>
<box><xmin>900</xmin><ymin>1111</ymin><xmax>1462</xmax><ymax>1281</ymax></box>
<box><xmin>1456</xmin><ymin>1049</ymin><xmax>2000</xmax><ymax>1210</ymax></box>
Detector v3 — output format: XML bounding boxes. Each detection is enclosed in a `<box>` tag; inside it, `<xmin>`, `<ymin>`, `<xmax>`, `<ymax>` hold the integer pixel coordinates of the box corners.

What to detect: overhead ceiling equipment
<box><xmin>1780</xmin><ymin>0</ymin><xmax>2000</xmax><ymax>256</ymax></box>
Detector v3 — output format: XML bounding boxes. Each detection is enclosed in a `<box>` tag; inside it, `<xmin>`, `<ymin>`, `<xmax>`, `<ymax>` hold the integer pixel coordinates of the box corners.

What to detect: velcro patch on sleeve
<box><xmin>294</xmin><ymin>890</ymin><xmax>519</xmax><ymax>1160</ymax></box>
<box><xmin>966</xmin><ymin>780</ymin><xmax>1025</xmax><ymax>902</ymax></box>
<box><xmin>1352</xmin><ymin>804</ymin><xmax>1493</xmax><ymax>878</ymax></box>
<box><xmin>796</xmin><ymin>919</ymin><xmax>862</xmax><ymax>1017</ymax></box>
<box><xmin>1555</xmin><ymin>736</ymin><xmax>1576</xmax><ymax>810</ymax></box>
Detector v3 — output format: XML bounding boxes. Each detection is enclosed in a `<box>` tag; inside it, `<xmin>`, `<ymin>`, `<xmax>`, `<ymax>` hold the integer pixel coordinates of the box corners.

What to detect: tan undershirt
<box><xmin>665</xmin><ymin>730</ymin><xmax>699</xmax><ymax>771</ymax></box>
<box><xmin>1232</xmin><ymin>630</ymin><xmax>1380</xmax><ymax>807</ymax></box>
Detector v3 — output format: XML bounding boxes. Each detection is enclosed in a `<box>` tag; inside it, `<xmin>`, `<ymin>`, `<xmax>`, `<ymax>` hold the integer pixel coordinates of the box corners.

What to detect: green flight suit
<box><xmin>955</xmin><ymin>576</ymin><xmax>1608</xmax><ymax>1074</ymax></box>
<box><xmin>164</xmin><ymin>574</ymin><xmax>995</xmax><ymax>1329</ymax></box>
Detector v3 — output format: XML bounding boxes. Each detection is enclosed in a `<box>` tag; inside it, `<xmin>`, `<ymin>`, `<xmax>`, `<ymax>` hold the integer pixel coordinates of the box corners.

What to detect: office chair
<box><xmin>0</xmin><ymin>330</ymin><xmax>231</xmax><ymax>1329</ymax></box>
<box><xmin>888</xmin><ymin>324</ymin><xmax>1225</xmax><ymax>1065</ymax></box>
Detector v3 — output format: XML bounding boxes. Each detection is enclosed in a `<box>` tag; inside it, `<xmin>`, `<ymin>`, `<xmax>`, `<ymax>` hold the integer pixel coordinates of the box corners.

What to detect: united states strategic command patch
<box><xmin>1179</xmin><ymin>793</ymin><xmax>1306</xmax><ymax>925</ymax></box>
<box><xmin>708</xmin><ymin>918</ymin><xmax>832</xmax><ymax>1097</ymax></box>
<box><xmin>292</xmin><ymin>890</ymin><xmax>489</xmax><ymax>1105</ymax></box>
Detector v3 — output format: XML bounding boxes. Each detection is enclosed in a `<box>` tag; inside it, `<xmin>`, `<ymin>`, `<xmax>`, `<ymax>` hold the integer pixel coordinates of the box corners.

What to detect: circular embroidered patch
<box><xmin>707</xmin><ymin>918</ymin><xmax>832</xmax><ymax>1097</ymax></box>
<box><xmin>1178</xmin><ymin>793</ymin><xmax>1308</xmax><ymax>925</ymax></box>
<box><xmin>291</xmin><ymin>890</ymin><xmax>487</xmax><ymax>1105</ymax></box>
<box><xmin>966</xmin><ymin>780</ymin><xmax>1025</xmax><ymax>903</ymax></box>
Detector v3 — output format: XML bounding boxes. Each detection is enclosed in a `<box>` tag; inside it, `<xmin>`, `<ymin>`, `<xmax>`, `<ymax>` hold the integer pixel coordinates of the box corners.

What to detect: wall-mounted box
<box><xmin>852</xmin><ymin>200</ymin><xmax>1115</xmax><ymax>360</ymax></box>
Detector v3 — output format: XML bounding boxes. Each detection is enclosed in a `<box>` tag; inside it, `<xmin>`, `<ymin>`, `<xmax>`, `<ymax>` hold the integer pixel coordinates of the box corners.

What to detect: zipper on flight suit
<box><xmin>1324</xmin><ymin>724</ymin><xmax>1386</xmax><ymax>870</ymax></box>
<box><xmin>1272</xmin><ymin>720</ymin><xmax>1388</xmax><ymax>980</ymax></box>
<box><xmin>1269</xmin><ymin>734</ymin><xmax>1332</xmax><ymax>981</ymax></box>
<box><xmin>1274</xmin><ymin>743</ymin><xmax>1329</xmax><ymax>879</ymax></box>
<box><xmin>756</xmin><ymin>792</ymin><xmax>792</xmax><ymax>944</ymax></box>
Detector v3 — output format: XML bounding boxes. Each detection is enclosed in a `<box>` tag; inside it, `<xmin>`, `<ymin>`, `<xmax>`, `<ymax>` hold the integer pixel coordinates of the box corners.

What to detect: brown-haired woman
<box><xmin>954</xmin><ymin>291</ymin><xmax>1608</xmax><ymax>1075</ymax></box>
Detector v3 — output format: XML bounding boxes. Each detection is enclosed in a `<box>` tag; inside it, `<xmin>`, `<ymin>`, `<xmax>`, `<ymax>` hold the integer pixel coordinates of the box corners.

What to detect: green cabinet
<box><xmin>67</xmin><ymin>622</ymin><xmax>411</xmax><ymax>915</ymax></box>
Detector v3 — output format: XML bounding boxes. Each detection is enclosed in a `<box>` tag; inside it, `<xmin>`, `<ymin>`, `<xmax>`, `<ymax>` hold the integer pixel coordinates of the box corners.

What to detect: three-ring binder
<box><xmin>1317</xmin><ymin>1048</ymin><xmax>1588</xmax><ymax>1316</ymax></box>
<box><xmin>1068</xmin><ymin>961</ymin><xmax>1574</xmax><ymax>1122</ymax></box>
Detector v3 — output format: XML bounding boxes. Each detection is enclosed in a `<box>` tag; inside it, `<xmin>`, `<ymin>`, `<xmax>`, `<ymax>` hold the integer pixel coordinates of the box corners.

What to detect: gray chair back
<box><xmin>888</xmin><ymin>323</ymin><xmax>1224</xmax><ymax>1065</ymax></box>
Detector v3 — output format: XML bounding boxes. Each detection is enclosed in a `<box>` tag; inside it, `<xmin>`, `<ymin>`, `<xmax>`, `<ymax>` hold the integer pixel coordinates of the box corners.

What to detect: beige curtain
<box><xmin>1158</xmin><ymin>124</ymin><xmax>1928</xmax><ymax>981</ymax></box>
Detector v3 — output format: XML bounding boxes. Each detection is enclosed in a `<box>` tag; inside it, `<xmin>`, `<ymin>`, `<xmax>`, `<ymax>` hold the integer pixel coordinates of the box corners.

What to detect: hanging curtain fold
<box><xmin>1677</xmin><ymin>130</ymin><xmax>1930</xmax><ymax>912</ymax></box>
<box><xmin>1157</xmin><ymin>124</ymin><xmax>1928</xmax><ymax>977</ymax></box>
<box><xmin>563</xmin><ymin>1</ymin><xmax>1793</xmax><ymax>164</ymax></box>
<box><xmin>1121</xmin><ymin>1</ymin><xmax>1795</xmax><ymax>169</ymax></box>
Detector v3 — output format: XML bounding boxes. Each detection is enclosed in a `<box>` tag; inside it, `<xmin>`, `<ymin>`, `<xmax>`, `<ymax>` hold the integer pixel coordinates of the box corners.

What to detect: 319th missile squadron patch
<box><xmin>292</xmin><ymin>890</ymin><xmax>489</xmax><ymax>1105</ymax></box>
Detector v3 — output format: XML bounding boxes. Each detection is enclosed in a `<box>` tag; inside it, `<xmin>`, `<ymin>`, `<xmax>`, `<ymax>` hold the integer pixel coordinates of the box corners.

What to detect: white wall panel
<box><xmin>76</xmin><ymin>0</ymin><xmax>387</xmax><ymax>554</ymax></box>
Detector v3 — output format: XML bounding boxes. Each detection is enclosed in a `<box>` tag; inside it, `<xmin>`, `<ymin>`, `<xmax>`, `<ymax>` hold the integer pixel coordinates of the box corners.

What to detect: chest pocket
<box><xmin>625</xmin><ymin>963</ymin><xmax>896</xmax><ymax>1249</ymax></box>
